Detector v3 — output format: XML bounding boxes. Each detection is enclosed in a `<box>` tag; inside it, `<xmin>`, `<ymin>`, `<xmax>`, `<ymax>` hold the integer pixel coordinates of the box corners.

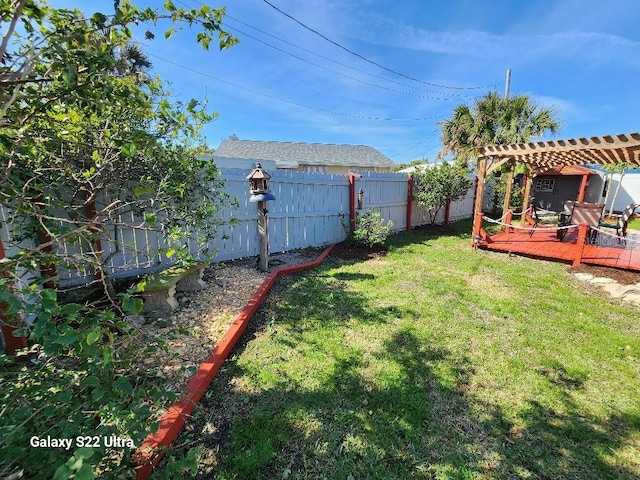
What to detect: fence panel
<box><xmin>355</xmin><ymin>170</ymin><xmax>409</xmax><ymax>231</ymax></box>
<box><xmin>3</xmin><ymin>165</ymin><xmax>481</xmax><ymax>288</ymax></box>
<box><xmin>266</xmin><ymin>170</ymin><xmax>349</xmax><ymax>252</ymax></box>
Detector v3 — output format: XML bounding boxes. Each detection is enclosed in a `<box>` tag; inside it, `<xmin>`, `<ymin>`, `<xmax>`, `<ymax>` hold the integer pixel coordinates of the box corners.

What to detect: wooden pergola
<box><xmin>470</xmin><ymin>132</ymin><xmax>640</xmax><ymax>272</ymax></box>
<box><xmin>473</xmin><ymin>132</ymin><xmax>640</xmax><ymax>230</ymax></box>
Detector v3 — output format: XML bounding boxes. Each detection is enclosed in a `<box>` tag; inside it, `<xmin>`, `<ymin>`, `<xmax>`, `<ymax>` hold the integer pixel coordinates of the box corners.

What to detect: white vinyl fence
<box><xmin>1</xmin><ymin>167</ymin><xmax>481</xmax><ymax>288</ymax></box>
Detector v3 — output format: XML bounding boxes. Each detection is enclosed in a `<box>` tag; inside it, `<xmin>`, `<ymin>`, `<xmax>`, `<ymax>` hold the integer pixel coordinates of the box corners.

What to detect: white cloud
<box><xmin>340</xmin><ymin>11</ymin><xmax>640</xmax><ymax>68</ymax></box>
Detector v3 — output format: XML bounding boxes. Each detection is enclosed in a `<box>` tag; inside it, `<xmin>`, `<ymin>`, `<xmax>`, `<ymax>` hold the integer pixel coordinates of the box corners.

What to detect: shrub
<box><xmin>350</xmin><ymin>210</ymin><xmax>393</xmax><ymax>247</ymax></box>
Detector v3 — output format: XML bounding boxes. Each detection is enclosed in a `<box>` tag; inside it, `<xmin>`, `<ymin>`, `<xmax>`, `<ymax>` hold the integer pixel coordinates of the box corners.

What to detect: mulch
<box><xmin>568</xmin><ymin>263</ymin><xmax>640</xmax><ymax>285</ymax></box>
<box><xmin>329</xmin><ymin>242</ymin><xmax>388</xmax><ymax>261</ymax></box>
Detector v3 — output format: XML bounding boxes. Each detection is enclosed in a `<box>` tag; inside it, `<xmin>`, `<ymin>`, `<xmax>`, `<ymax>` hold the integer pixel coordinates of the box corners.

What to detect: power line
<box><xmin>181</xmin><ymin>0</ymin><xmax>475</xmax><ymax>97</ymax></box>
<box><xmin>261</xmin><ymin>0</ymin><xmax>492</xmax><ymax>91</ymax></box>
<box><xmin>145</xmin><ymin>50</ymin><xmax>446</xmax><ymax>122</ymax></box>
<box><xmin>221</xmin><ymin>22</ymin><xmax>471</xmax><ymax>102</ymax></box>
<box><xmin>223</xmin><ymin>14</ymin><xmax>469</xmax><ymax>98</ymax></box>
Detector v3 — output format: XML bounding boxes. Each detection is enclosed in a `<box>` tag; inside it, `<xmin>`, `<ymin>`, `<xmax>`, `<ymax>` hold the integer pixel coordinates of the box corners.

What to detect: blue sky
<box><xmin>50</xmin><ymin>0</ymin><xmax>639</xmax><ymax>164</ymax></box>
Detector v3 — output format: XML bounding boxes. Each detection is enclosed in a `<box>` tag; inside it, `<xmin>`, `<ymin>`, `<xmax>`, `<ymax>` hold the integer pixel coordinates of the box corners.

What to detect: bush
<box><xmin>350</xmin><ymin>210</ymin><xmax>393</xmax><ymax>248</ymax></box>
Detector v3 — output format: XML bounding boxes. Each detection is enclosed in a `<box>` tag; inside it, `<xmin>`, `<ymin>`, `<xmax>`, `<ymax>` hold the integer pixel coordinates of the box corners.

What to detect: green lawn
<box><xmin>628</xmin><ymin>217</ymin><xmax>640</xmax><ymax>231</ymax></box>
<box><xmin>171</xmin><ymin>220</ymin><xmax>640</xmax><ymax>480</ymax></box>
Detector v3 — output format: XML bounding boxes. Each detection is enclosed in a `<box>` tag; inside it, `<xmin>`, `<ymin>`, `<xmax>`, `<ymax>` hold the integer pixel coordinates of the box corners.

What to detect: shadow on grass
<box><xmin>170</xmin><ymin>259</ymin><xmax>639</xmax><ymax>480</ymax></box>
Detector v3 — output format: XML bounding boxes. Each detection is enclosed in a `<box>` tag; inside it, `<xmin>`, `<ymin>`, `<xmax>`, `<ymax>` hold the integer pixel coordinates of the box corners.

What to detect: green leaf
<box><xmin>86</xmin><ymin>328</ymin><xmax>101</xmax><ymax>346</ymax></box>
<box><xmin>122</xmin><ymin>295</ymin><xmax>143</xmax><ymax>314</ymax></box>
<box><xmin>144</xmin><ymin>212</ymin><xmax>156</xmax><ymax>226</ymax></box>
<box><xmin>55</xmin><ymin>329</ymin><xmax>79</xmax><ymax>345</ymax></box>
<box><xmin>82</xmin><ymin>375</ymin><xmax>101</xmax><ymax>387</ymax></box>
<box><xmin>121</xmin><ymin>144</ymin><xmax>137</xmax><ymax>157</ymax></box>
<box><xmin>113</xmin><ymin>376</ymin><xmax>133</xmax><ymax>395</ymax></box>
<box><xmin>74</xmin><ymin>447</ymin><xmax>95</xmax><ymax>461</ymax></box>
<box><xmin>164</xmin><ymin>27</ymin><xmax>175</xmax><ymax>39</ymax></box>
<box><xmin>59</xmin><ymin>303</ymin><xmax>82</xmax><ymax>316</ymax></box>
<box><xmin>74</xmin><ymin>463</ymin><xmax>94</xmax><ymax>480</ymax></box>
<box><xmin>53</xmin><ymin>464</ymin><xmax>72</xmax><ymax>480</ymax></box>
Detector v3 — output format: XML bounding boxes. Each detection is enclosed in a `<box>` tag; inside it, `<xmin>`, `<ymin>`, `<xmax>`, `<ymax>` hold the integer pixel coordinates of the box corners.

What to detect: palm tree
<box><xmin>439</xmin><ymin>91</ymin><xmax>560</xmax><ymax>223</ymax></box>
<box><xmin>439</xmin><ymin>91</ymin><xmax>560</xmax><ymax>162</ymax></box>
<box><xmin>112</xmin><ymin>43</ymin><xmax>153</xmax><ymax>83</ymax></box>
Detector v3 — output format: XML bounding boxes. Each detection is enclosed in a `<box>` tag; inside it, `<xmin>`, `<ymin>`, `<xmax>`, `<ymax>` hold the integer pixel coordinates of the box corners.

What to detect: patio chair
<box><xmin>598</xmin><ymin>203</ymin><xmax>638</xmax><ymax>238</ymax></box>
<box><xmin>557</xmin><ymin>202</ymin><xmax>604</xmax><ymax>242</ymax></box>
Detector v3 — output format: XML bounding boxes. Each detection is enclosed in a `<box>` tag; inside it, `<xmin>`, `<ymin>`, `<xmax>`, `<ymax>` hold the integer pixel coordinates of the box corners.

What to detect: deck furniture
<box><xmin>557</xmin><ymin>202</ymin><xmax>604</xmax><ymax>242</ymax></box>
<box><xmin>598</xmin><ymin>203</ymin><xmax>638</xmax><ymax>238</ymax></box>
<box><xmin>134</xmin><ymin>262</ymin><xmax>206</xmax><ymax>315</ymax></box>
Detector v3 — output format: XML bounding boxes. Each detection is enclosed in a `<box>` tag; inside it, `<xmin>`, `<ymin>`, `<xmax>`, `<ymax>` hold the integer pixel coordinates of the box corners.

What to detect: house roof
<box><xmin>212</xmin><ymin>139</ymin><xmax>395</xmax><ymax>169</ymax></box>
<box><xmin>478</xmin><ymin>132</ymin><xmax>640</xmax><ymax>169</ymax></box>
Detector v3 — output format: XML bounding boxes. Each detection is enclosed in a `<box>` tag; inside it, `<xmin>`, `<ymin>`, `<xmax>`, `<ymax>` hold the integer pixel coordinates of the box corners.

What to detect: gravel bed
<box><xmin>132</xmin><ymin>248</ymin><xmax>325</xmax><ymax>394</ymax></box>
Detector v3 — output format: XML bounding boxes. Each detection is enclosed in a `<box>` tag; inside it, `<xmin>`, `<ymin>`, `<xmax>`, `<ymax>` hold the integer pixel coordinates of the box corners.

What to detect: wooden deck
<box><xmin>478</xmin><ymin>225</ymin><xmax>640</xmax><ymax>272</ymax></box>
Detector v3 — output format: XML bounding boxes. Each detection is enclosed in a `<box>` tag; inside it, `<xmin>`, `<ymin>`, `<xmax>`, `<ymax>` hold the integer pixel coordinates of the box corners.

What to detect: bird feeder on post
<box><xmin>247</xmin><ymin>163</ymin><xmax>276</xmax><ymax>272</ymax></box>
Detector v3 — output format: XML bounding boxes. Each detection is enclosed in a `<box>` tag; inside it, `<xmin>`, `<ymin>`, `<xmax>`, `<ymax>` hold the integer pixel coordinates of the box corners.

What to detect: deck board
<box><xmin>481</xmin><ymin>226</ymin><xmax>640</xmax><ymax>272</ymax></box>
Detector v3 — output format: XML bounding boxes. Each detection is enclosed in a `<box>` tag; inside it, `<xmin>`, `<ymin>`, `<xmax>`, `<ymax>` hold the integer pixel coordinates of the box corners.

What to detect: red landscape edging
<box><xmin>134</xmin><ymin>244</ymin><xmax>336</xmax><ymax>478</ymax></box>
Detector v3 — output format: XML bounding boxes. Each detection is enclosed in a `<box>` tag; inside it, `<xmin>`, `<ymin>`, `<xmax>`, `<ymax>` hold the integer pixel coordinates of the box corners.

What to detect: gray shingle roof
<box><xmin>212</xmin><ymin>139</ymin><xmax>394</xmax><ymax>169</ymax></box>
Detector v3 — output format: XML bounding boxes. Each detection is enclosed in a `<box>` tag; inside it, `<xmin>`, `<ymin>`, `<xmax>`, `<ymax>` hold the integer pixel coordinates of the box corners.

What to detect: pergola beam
<box><xmin>478</xmin><ymin>132</ymin><xmax>640</xmax><ymax>169</ymax></box>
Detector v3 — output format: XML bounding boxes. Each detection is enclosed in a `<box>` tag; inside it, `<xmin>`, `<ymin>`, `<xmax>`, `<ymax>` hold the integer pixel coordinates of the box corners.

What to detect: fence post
<box><xmin>35</xmin><ymin>214</ymin><xmax>58</xmax><ymax>289</ymax></box>
<box><xmin>348</xmin><ymin>172</ymin><xmax>361</xmax><ymax>233</ymax></box>
<box><xmin>406</xmin><ymin>175</ymin><xmax>413</xmax><ymax>231</ymax></box>
<box><xmin>85</xmin><ymin>198</ymin><xmax>103</xmax><ymax>282</ymax></box>
<box><xmin>573</xmin><ymin>223</ymin><xmax>588</xmax><ymax>266</ymax></box>
<box><xmin>0</xmin><ymin>237</ymin><xmax>28</xmax><ymax>359</ymax></box>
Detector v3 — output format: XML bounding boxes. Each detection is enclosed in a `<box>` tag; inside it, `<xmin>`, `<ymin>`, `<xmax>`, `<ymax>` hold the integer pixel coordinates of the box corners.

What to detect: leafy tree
<box><xmin>412</xmin><ymin>162</ymin><xmax>472</xmax><ymax>224</ymax></box>
<box><xmin>0</xmin><ymin>1</ymin><xmax>238</xmax><ymax>478</ymax></box>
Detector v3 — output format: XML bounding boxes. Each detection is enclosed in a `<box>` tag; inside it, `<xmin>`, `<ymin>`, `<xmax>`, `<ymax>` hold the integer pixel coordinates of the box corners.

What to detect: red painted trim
<box><xmin>348</xmin><ymin>173</ymin><xmax>361</xmax><ymax>233</ymax></box>
<box><xmin>406</xmin><ymin>175</ymin><xmax>413</xmax><ymax>231</ymax></box>
<box><xmin>0</xmin><ymin>237</ymin><xmax>29</xmax><ymax>359</ymax></box>
<box><xmin>135</xmin><ymin>244</ymin><xmax>336</xmax><ymax>478</ymax></box>
<box><xmin>573</xmin><ymin>224</ymin><xmax>588</xmax><ymax>266</ymax></box>
<box><xmin>504</xmin><ymin>210</ymin><xmax>513</xmax><ymax>233</ymax></box>
<box><xmin>85</xmin><ymin>198</ymin><xmax>103</xmax><ymax>282</ymax></box>
<box><xmin>577</xmin><ymin>174</ymin><xmax>588</xmax><ymax>202</ymax></box>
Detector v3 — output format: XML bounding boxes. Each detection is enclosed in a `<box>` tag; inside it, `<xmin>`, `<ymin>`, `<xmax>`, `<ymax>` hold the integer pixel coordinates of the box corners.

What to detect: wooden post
<box><xmin>85</xmin><ymin>197</ymin><xmax>103</xmax><ymax>282</ymax></box>
<box><xmin>472</xmin><ymin>157</ymin><xmax>487</xmax><ymax>239</ymax></box>
<box><xmin>406</xmin><ymin>175</ymin><xmax>413</xmax><ymax>231</ymax></box>
<box><xmin>348</xmin><ymin>172</ymin><xmax>361</xmax><ymax>233</ymax></box>
<box><xmin>502</xmin><ymin>162</ymin><xmax>515</xmax><ymax>216</ymax></box>
<box><xmin>35</xmin><ymin>226</ymin><xmax>57</xmax><ymax>289</ymax></box>
<box><xmin>577</xmin><ymin>173</ymin><xmax>589</xmax><ymax>202</ymax></box>
<box><xmin>520</xmin><ymin>174</ymin><xmax>533</xmax><ymax>225</ymax></box>
<box><xmin>0</xmin><ymin>237</ymin><xmax>28</xmax><ymax>359</ymax></box>
<box><xmin>504</xmin><ymin>210</ymin><xmax>513</xmax><ymax>233</ymax></box>
<box><xmin>573</xmin><ymin>223</ymin><xmax>588</xmax><ymax>266</ymax></box>
<box><xmin>257</xmin><ymin>201</ymin><xmax>269</xmax><ymax>272</ymax></box>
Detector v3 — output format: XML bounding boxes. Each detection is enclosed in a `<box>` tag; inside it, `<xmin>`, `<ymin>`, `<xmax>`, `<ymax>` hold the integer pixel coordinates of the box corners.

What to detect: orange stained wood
<box><xmin>479</xmin><ymin>226</ymin><xmax>640</xmax><ymax>272</ymax></box>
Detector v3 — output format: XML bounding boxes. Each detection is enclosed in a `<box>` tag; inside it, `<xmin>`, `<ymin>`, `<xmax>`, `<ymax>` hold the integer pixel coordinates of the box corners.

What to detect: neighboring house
<box><xmin>211</xmin><ymin>137</ymin><xmax>395</xmax><ymax>173</ymax></box>
<box><xmin>587</xmin><ymin>167</ymin><xmax>640</xmax><ymax>213</ymax></box>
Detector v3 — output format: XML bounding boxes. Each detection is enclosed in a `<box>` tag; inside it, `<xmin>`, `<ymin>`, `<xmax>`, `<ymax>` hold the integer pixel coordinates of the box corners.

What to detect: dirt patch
<box><xmin>329</xmin><ymin>242</ymin><xmax>388</xmax><ymax>261</ymax></box>
<box><xmin>569</xmin><ymin>264</ymin><xmax>640</xmax><ymax>285</ymax></box>
<box><xmin>411</xmin><ymin>223</ymin><xmax>459</xmax><ymax>236</ymax></box>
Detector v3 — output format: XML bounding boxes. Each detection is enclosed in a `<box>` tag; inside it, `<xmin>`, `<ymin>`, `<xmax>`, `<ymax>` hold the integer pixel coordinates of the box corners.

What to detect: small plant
<box><xmin>350</xmin><ymin>210</ymin><xmax>393</xmax><ymax>247</ymax></box>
